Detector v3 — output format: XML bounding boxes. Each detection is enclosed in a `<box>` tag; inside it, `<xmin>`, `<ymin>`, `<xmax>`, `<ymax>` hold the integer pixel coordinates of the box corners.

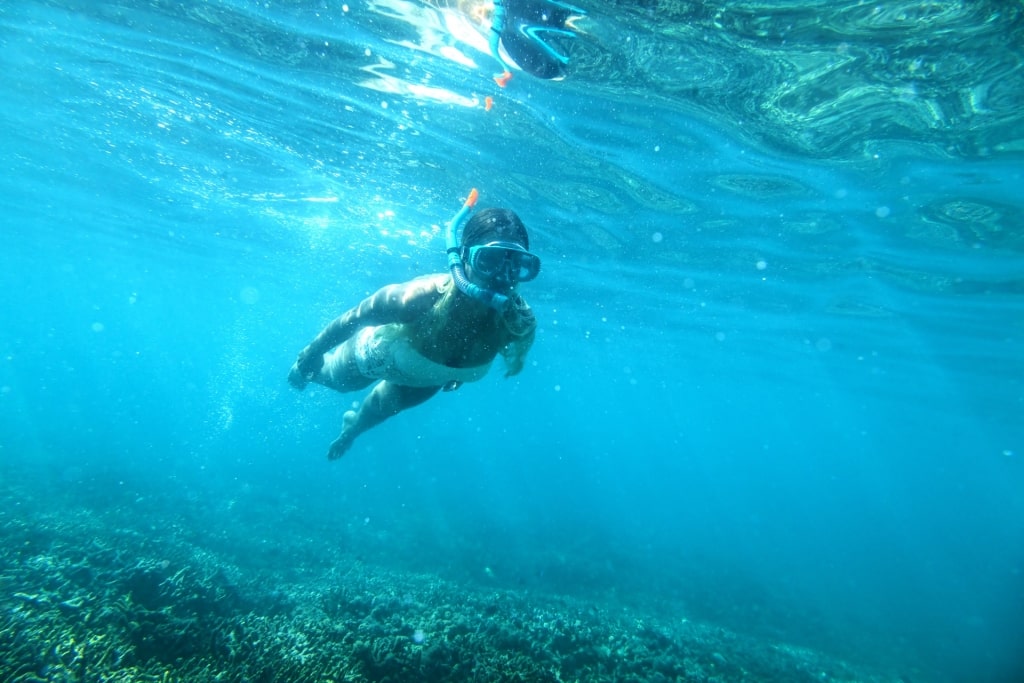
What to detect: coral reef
<box><xmin>0</xmin><ymin>476</ymin><xmax>903</xmax><ymax>683</ymax></box>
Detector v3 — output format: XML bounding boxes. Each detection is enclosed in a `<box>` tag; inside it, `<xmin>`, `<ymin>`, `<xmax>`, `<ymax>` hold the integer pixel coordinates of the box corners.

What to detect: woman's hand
<box><xmin>288</xmin><ymin>346</ymin><xmax>325</xmax><ymax>389</ymax></box>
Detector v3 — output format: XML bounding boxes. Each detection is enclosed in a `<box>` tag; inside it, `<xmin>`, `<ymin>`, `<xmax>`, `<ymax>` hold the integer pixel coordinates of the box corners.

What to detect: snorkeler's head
<box><xmin>497</xmin><ymin>0</ymin><xmax>583</xmax><ymax>80</ymax></box>
<box><xmin>460</xmin><ymin>208</ymin><xmax>540</xmax><ymax>287</ymax></box>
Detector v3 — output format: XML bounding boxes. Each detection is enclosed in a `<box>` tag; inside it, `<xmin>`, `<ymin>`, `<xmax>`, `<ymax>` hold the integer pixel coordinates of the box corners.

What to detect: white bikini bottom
<box><xmin>353</xmin><ymin>324</ymin><xmax>492</xmax><ymax>388</ymax></box>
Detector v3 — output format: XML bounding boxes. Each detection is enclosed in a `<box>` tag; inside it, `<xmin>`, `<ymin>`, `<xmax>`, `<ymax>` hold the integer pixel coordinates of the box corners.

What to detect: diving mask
<box><xmin>464</xmin><ymin>241</ymin><xmax>541</xmax><ymax>283</ymax></box>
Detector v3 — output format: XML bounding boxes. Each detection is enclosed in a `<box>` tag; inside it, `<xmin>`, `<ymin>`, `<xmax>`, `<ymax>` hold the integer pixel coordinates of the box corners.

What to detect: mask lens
<box><xmin>512</xmin><ymin>252</ymin><xmax>540</xmax><ymax>281</ymax></box>
<box><xmin>472</xmin><ymin>247</ymin><xmax>508</xmax><ymax>277</ymax></box>
<box><xmin>467</xmin><ymin>243</ymin><xmax>540</xmax><ymax>283</ymax></box>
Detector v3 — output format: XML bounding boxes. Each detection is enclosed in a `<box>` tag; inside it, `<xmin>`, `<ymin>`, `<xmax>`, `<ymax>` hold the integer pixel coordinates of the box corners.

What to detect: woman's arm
<box><xmin>500</xmin><ymin>294</ymin><xmax>537</xmax><ymax>377</ymax></box>
<box><xmin>501</xmin><ymin>328</ymin><xmax>535</xmax><ymax>377</ymax></box>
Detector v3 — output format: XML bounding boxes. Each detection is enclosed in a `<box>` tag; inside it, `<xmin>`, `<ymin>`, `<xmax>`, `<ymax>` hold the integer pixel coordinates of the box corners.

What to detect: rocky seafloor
<box><xmin>1</xmin><ymin>477</ymin><xmax>909</xmax><ymax>683</ymax></box>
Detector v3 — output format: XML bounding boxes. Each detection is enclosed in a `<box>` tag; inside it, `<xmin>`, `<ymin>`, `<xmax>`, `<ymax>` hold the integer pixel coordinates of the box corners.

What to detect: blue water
<box><xmin>2</xmin><ymin>1</ymin><xmax>1023</xmax><ymax>681</ymax></box>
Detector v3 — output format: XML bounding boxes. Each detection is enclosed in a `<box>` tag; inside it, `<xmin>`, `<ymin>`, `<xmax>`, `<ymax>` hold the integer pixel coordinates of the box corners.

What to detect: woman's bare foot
<box><xmin>327</xmin><ymin>410</ymin><xmax>359</xmax><ymax>460</ymax></box>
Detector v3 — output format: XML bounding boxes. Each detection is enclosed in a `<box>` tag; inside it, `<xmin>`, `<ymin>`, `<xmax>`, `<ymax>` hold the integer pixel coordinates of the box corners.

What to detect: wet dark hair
<box><xmin>461</xmin><ymin>208</ymin><xmax>530</xmax><ymax>250</ymax></box>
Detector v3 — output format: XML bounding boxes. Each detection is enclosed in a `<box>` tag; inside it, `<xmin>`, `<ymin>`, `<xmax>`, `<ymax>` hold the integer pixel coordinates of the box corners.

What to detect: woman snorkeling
<box><xmin>288</xmin><ymin>191</ymin><xmax>539</xmax><ymax>460</ymax></box>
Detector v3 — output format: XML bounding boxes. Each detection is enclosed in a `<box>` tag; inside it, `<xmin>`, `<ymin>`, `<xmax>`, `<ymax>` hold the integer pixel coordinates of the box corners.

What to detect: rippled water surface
<box><xmin>2</xmin><ymin>1</ymin><xmax>1023</xmax><ymax>682</ymax></box>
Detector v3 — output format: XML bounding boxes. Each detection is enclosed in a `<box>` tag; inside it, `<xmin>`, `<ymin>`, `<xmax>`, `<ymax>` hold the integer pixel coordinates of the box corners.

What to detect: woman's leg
<box><xmin>314</xmin><ymin>341</ymin><xmax>374</xmax><ymax>393</ymax></box>
<box><xmin>328</xmin><ymin>382</ymin><xmax>441</xmax><ymax>460</ymax></box>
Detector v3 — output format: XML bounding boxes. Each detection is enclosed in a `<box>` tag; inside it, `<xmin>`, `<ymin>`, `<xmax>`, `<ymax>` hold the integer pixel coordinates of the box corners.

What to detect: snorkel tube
<box><xmin>489</xmin><ymin>0</ymin><xmax>514</xmax><ymax>86</ymax></box>
<box><xmin>446</xmin><ymin>188</ymin><xmax>511</xmax><ymax>311</ymax></box>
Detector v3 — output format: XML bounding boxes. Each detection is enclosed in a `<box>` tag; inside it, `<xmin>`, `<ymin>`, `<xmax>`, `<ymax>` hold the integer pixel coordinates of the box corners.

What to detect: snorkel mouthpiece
<box><xmin>446</xmin><ymin>188</ymin><xmax>511</xmax><ymax>311</ymax></box>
